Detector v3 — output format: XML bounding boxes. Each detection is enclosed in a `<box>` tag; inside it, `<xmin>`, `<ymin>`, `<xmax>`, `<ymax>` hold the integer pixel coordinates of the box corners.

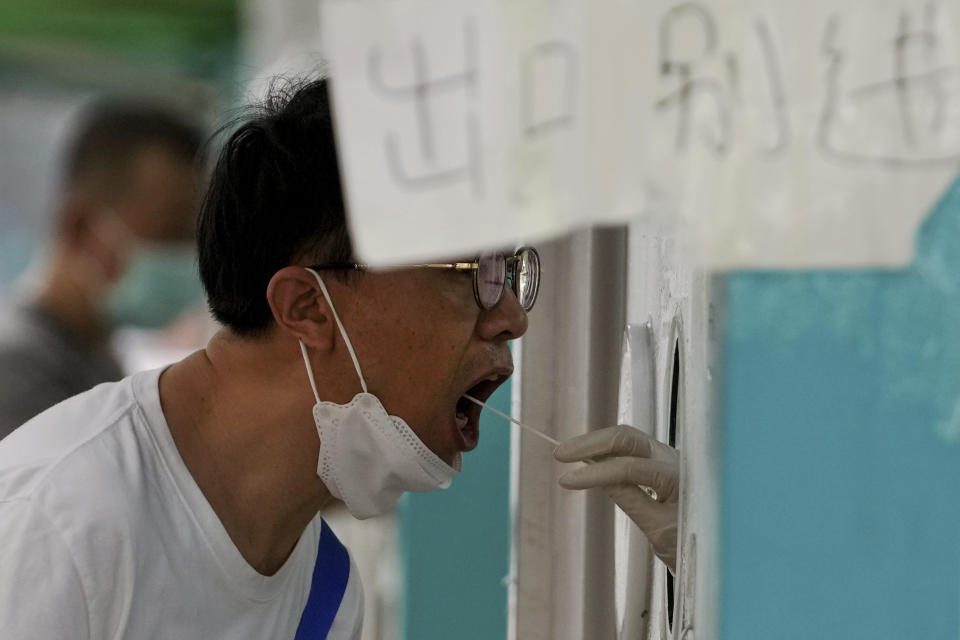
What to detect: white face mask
<box><xmin>299</xmin><ymin>268</ymin><xmax>461</xmax><ymax>519</ymax></box>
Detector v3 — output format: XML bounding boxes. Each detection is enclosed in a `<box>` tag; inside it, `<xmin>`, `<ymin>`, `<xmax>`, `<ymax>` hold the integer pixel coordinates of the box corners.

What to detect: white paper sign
<box><xmin>322</xmin><ymin>0</ymin><xmax>960</xmax><ymax>268</ymax></box>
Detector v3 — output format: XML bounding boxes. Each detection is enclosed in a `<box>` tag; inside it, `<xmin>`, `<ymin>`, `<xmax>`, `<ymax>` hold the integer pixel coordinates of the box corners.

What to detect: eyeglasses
<box><xmin>310</xmin><ymin>246</ymin><xmax>541</xmax><ymax>312</ymax></box>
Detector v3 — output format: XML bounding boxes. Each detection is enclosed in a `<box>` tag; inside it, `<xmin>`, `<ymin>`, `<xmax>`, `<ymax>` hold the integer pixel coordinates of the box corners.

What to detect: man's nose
<box><xmin>476</xmin><ymin>287</ymin><xmax>529</xmax><ymax>341</ymax></box>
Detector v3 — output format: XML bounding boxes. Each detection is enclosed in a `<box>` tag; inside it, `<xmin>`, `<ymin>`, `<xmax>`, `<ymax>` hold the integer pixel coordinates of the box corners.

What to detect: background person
<box><xmin>0</xmin><ymin>100</ymin><xmax>206</xmax><ymax>438</ymax></box>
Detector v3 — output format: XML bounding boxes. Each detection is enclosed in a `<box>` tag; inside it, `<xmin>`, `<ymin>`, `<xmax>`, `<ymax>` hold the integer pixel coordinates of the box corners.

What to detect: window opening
<box><xmin>666</xmin><ymin>339</ymin><xmax>681</xmax><ymax>631</ymax></box>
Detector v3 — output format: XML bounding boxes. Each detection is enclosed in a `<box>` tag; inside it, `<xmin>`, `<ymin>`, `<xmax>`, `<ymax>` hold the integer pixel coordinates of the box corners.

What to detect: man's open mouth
<box><xmin>453</xmin><ymin>371</ymin><xmax>510</xmax><ymax>451</ymax></box>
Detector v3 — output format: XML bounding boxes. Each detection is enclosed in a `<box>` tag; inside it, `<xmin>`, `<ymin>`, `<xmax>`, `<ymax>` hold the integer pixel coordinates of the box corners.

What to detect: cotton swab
<box><xmin>462</xmin><ymin>394</ymin><xmax>561</xmax><ymax>447</ymax></box>
<box><xmin>462</xmin><ymin>393</ymin><xmax>660</xmax><ymax>500</ymax></box>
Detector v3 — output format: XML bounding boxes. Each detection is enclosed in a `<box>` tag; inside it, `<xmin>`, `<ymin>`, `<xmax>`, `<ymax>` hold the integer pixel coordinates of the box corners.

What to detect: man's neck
<box><xmin>158</xmin><ymin>332</ymin><xmax>334</xmax><ymax>576</ymax></box>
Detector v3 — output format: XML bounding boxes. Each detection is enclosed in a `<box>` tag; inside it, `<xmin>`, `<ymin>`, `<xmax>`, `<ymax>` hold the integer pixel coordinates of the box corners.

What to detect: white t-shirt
<box><xmin>0</xmin><ymin>368</ymin><xmax>363</xmax><ymax>639</ymax></box>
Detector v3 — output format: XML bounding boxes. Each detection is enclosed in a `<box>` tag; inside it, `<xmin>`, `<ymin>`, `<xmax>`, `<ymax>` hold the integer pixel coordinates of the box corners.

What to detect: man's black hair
<box><xmin>197</xmin><ymin>77</ymin><xmax>353</xmax><ymax>336</ymax></box>
<box><xmin>63</xmin><ymin>99</ymin><xmax>204</xmax><ymax>191</ymax></box>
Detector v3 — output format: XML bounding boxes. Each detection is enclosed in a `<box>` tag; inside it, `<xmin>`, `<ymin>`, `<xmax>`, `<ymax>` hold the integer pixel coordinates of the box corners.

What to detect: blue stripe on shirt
<box><xmin>294</xmin><ymin>520</ymin><xmax>350</xmax><ymax>639</ymax></box>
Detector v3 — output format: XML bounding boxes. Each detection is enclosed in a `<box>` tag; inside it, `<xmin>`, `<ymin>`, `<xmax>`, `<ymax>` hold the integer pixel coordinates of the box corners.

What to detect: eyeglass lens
<box><xmin>475</xmin><ymin>248</ymin><xmax>540</xmax><ymax>311</ymax></box>
<box><xmin>476</xmin><ymin>252</ymin><xmax>506</xmax><ymax>309</ymax></box>
<box><xmin>513</xmin><ymin>247</ymin><xmax>540</xmax><ymax>311</ymax></box>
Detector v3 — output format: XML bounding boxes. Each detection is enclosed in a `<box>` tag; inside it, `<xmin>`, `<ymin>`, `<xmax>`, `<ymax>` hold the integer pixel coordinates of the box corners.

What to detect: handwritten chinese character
<box><xmin>366</xmin><ymin>18</ymin><xmax>484</xmax><ymax>196</ymax></box>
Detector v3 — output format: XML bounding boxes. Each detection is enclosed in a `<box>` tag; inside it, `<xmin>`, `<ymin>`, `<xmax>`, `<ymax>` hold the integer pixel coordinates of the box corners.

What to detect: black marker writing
<box><xmin>366</xmin><ymin>18</ymin><xmax>485</xmax><ymax>196</ymax></box>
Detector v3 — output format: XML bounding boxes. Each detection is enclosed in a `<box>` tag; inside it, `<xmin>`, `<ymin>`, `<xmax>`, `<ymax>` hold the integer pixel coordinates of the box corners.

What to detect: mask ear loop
<box><xmin>303</xmin><ymin>267</ymin><xmax>369</xmax><ymax>394</ymax></box>
<box><xmin>298</xmin><ymin>341</ymin><xmax>322</xmax><ymax>404</ymax></box>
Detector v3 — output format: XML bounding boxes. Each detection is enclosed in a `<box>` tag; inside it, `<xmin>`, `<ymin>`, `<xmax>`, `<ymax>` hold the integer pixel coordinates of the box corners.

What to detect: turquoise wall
<box><xmin>398</xmin><ymin>385</ymin><xmax>511</xmax><ymax>640</ymax></box>
<box><xmin>721</xmin><ymin>176</ymin><xmax>960</xmax><ymax>638</ymax></box>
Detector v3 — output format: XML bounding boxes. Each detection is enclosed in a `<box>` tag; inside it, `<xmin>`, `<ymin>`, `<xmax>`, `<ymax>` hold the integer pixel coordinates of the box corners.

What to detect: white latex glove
<box><xmin>555</xmin><ymin>425</ymin><xmax>679</xmax><ymax>572</ymax></box>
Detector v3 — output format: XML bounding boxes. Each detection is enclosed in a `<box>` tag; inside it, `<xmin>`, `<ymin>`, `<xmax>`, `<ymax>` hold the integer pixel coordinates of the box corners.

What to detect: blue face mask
<box><xmin>104</xmin><ymin>243</ymin><xmax>205</xmax><ymax>329</ymax></box>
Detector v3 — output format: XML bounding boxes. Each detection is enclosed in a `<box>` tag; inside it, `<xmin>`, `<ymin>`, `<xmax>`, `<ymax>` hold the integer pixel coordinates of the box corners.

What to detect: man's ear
<box><xmin>56</xmin><ymin>194</ymin><xmax>129</xmax><ymax>281</ymax></box>
<box><xmin>267</xmin><ymin>267</ymin><xmax>336</xmax><ymax>351</ymax></box>
<box><xmin>57</xmin><ymin>192</ymin><xmax>99</xmax><ymax>248</ymax></box>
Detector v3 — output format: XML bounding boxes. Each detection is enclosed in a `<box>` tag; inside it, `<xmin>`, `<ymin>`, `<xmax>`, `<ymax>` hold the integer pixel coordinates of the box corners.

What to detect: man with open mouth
<box><xmin>0</xmin><ymin>77</ymin><xmax>537</xmax><ymax>639</ymax></box>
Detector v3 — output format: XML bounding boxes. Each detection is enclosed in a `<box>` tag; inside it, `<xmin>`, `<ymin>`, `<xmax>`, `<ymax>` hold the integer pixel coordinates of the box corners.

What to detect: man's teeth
<box><xmin>455</xmin><ymin>412</ymin><xmax>469</xmax><ymax>429</ymax></box>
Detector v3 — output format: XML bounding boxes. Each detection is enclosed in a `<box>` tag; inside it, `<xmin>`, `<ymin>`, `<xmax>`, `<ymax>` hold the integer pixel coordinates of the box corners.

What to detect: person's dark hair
<box><xmin>197</xmin><ymin>77</ymin><xmax>353</xmax><ymax>336</ymax></box>
<box><xmin>63</xmin><ymin>99</ymin><xmax>204</xmax><ymax>191</ymax></box>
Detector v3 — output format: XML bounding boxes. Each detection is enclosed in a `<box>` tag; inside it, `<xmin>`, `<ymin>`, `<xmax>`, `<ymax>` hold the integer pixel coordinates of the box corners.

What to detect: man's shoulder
<box><xmin>0</xmin><ymin>370</ymin><xmax>158</xmax><ymax>504</ymax></box>
<box><xmin>0</xmin><ymin>369</ymin><xmax>164</xmax><ymax>640</ymax></box>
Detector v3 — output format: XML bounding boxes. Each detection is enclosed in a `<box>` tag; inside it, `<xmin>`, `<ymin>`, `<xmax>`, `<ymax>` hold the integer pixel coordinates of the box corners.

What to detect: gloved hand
<box><xmin>555</xmin><ymin>425</ymin><xmax>679</xmax><ymax>572</ymax></box>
